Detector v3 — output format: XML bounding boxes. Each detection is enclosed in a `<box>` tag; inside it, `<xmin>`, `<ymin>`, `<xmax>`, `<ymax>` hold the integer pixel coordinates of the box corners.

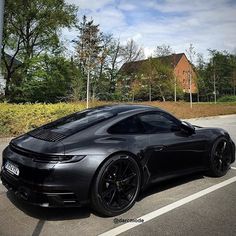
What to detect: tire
<box><xmin>208</xmin><ymin>137</ymin><xmax>232</xmax><ymax>177</ymax></box>
<box><xmin>91</xmin><ymin>154</ymin><xmax>141</xmax><ymax>216</ymax></box>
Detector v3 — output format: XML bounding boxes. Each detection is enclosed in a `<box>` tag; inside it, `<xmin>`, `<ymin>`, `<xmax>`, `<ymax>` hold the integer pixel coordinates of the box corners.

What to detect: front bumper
<box><xmin>1</xmin><ymin>145</ymin><xmax>106</xmax><ymax>207</ymax></box>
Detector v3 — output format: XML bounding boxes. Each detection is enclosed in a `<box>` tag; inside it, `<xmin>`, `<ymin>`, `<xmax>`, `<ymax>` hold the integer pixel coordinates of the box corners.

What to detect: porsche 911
<box><xmin>1</xmin><ymin>105</ymin><xmax>235</xmax><ymax>216</ymax></box>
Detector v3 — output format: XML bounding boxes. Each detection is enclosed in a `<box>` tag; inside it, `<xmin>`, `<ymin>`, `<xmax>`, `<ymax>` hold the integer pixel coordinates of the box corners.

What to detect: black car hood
<box><xmin>10</xmin><ymin>134</ymin><xmax>65</xmax><ymax>155</ymax></box>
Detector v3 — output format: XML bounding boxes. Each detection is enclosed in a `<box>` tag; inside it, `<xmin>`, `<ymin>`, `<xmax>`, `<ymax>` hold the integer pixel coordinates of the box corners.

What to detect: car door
<box><xmin>138</xmin><ymin>111</ymin><xmax>207</xmax><ymax>179</ymax></box>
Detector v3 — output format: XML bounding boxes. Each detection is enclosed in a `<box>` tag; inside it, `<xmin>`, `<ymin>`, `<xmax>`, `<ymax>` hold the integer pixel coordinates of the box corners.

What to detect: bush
<box><xmin>1</xmin><ymin>101</ymin><xmax>236</xmax><ymax>137</ymax></box>
<box><xmin>218</xmin><ymin>96</ymin><xmax>236</xmax><ymax>102</ymax></box>
<box><xmin>0</xmin><ymin>102</ymin><xmax>93</xmax><ymax>136</ymax></box>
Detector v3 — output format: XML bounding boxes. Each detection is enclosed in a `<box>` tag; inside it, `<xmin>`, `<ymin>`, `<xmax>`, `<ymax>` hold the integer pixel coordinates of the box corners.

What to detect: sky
<box><xmin>64</xmin><ymin>0</ymin><xmax>236</xmax><ymax>61</ymax></box>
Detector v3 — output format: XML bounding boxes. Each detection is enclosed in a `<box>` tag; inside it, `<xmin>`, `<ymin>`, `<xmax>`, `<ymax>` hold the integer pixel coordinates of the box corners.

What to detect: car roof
<box><xmin>90</xmin><ymin>104</ymin><xmax>160</xmax><ymax>115</ymax></box>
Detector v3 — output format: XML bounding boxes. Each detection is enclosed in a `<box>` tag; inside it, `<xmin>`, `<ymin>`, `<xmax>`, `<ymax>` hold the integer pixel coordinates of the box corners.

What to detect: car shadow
<box><xmin>138</xmin><ymin>172</ymin><xmax>205</xmax><ymax>201</ymax></box>
<box><xmin>6</xmin><ymin>172</ymin><xmax>205</xmax><ymax>220</ymax></box>
<box><xmin>6</xmin><ymin>191</ymin><xmax>92</xmax><ymax>220</ymax></box>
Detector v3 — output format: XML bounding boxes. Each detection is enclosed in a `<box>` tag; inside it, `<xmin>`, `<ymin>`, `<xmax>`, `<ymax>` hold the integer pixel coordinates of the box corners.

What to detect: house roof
<box><xmin>119</xmin><ymin>53</ymin><xmax>185</xmax><ymax>75</ymax></box>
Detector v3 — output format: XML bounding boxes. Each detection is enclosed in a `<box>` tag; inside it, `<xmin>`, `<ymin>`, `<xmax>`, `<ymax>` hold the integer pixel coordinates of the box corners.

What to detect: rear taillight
<box><xmin>33</xmin><ymin>155</ymin><xmax>86</xmax><ymax>163</ymax></box>
<box><xmin>10</xmin><ymin>143</ymin><xmax>85</xmax><ymax>164</ymax></box>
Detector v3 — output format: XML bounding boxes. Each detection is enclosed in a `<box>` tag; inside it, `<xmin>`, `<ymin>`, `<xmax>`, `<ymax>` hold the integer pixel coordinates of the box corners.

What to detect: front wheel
<box><xmin>208</xmin><ymin>137</ymin><xmax>232</xmax><ymax>177</ymax></box>
<box><xmin>91</xmin><ymin>154</ymin><xmax>141</xmax><ymax>216</ymax></box>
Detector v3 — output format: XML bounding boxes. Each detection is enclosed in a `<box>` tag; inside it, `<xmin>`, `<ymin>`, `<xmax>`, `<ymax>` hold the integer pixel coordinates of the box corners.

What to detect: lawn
<box><xmin>0</xmin><ymin>101</ymin><xmax>236</xmax><ymax>137</ymax></box>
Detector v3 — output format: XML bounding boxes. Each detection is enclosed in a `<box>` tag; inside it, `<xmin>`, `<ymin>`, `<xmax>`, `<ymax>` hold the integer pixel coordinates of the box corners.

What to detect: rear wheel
<box><xmin>208</xmin><ymin>137</ymin><xmax>232</xmax><ymax>177</ymax></box>
<box><xmin>91</xmin><ymin>154</ymin><xmax>141</xmax><ymax>216</ymax></box>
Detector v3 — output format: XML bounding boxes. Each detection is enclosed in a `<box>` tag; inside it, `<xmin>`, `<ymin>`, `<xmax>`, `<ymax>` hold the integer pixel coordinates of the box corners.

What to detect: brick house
<box><xmin>119</xmin><ymin>53</ymin><xmax>198</xmax><ymax>94</ymax></box>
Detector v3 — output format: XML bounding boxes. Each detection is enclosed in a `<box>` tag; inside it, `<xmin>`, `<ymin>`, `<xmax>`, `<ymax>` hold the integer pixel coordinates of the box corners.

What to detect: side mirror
<box><xmin>170</xmin><ymin>125</ymin><xmax>181</xmax><ymax>132</ymax></box>
<box><xmin>180</xmin><ymin>121</ymin><xmax>195</xmax><ymax>134</ymax></box>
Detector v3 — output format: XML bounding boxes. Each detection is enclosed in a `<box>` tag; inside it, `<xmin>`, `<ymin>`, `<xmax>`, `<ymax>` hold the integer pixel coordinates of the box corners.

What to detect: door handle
<box><xmin>153</xmin><ymin>145</ymin><xmax>165</xmax><ymax>151</ymax></box>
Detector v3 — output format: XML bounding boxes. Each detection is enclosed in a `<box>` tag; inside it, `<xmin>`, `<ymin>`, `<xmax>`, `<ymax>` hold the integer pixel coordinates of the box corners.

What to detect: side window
<box><xmin>108</xmin><ymin>116</ymin><xmax>144</xmax><ymax>134</ymax></box>
<box><xmin>139</xmin><ymin>112</ymin><xmax>179</xmax><ymax>133</ymax></box>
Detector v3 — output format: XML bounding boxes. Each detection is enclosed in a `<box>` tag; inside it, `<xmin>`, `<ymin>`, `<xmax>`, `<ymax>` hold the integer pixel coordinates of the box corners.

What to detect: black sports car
<box><xmin>1</xmin><ymin>105</ymin><xmax>235</xmax><ymax>216</ymax></box>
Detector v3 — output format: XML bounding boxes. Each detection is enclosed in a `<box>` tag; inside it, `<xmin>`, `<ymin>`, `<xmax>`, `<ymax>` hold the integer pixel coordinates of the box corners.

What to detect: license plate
<box><xmin>5</xmin><ymin>161</ymin><xmax>20</xmax><ymax>176</ymax></box>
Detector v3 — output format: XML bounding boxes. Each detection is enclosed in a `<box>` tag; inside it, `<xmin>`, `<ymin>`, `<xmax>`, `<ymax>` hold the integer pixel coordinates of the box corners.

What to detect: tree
<box><xmin>186</xmin><ymin>44</ymin><xmax>196</xmax><ymax>65</ymax></box>
<box><xmin>154</xmin><ymin>44</ymin><xmax>180</xmax><ymax>101</ymax></box>
<box><xmin>114</xmin><ymin>39</ymin><xmax>144</xmax><ymax>101</ymax></box>
<box><xmin>68</xmin><ymin>56</ymin><xmax>84</xmax><ymax>101</ymax></box>
<box><xmin>139</xmin><ymin>57</ymin><xmax>173</xmax><ymax>102</ymax></box>
<box><xmin>2</xmin><ymin>0</ymin><xmax>78</xmax><ymax>96</ymax></box>
<box><xmin>195</xmin><ymin>50</ymin><xmax>236</xmax><ymax>102</ymax></box>
<box><xmin>185</xmin><ymin>44</ymin><xmax>196</xmax><ymax>107</ymax></box>
<box><xmin>229</xmin><ymin>54</ymin><xmax>236</xmax><ymax>96</ymax></box>
<box><xmin>74</xmin><ymin>15</ymin><xmax>102</xmax><ymax>107</ymax></box>
<box><xmin>154</xmin><ymin>44</ymin><xmax>173</xmax><ymax>57</ymax></box>
<box><xmin>208</xmin><ymin>50</ymin><xmax>234</xmax><ymax>100</ymax></box>
<box><xmin>91</xmin><ymin>33</ymin><xmax>113</xmax><ymax>100</ymax></box>
<box><xmin>196</xmin><ymin>53</ymin><xmax>209</xmax><ymax>101</ymax></box>
<box><xmin>120</xmin><ymin>39</ymin><xmax>144</xmax><ymax>63</ymax></box>
<box><xmin>88</xmin><ymin>37</ymin><xmax>145</xmax><ymax>101</ymax></box>
<box><xmin>10</xmin><ymin>55</ymin><xmax>80</xmax><ymax>103</ymax></box>
<box><xmin>97</xmin><ymin>34</ymin><xmax>112</xmax><ymax>81</ymax></box>
<box><xmin>130</xmin><ymin>77</ymin><xmax>142</xmax><ymax>102</ymax></box>
<box><xmin>104</xmin><ymin>38</ymin><xmax>123</xmax><ymax>95</ymax></box>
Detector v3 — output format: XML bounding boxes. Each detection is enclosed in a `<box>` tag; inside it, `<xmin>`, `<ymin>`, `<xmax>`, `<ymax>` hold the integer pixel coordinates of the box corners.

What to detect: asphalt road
<box><xmin>0</xmin><ymin>114</ymin><xmax>236</xmax><ymax>236</ymax></box>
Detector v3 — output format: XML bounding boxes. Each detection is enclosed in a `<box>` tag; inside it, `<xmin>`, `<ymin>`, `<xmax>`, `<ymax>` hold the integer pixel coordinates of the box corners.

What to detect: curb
<box><xmin>0</xmin><ymin>137</ymin><xmax>14</xmax><ymax>143</ymax></box>
<box><xmin>184</xmin><ymin>114</ymin><xmax>236</xmax><ymax>121</ymax></box>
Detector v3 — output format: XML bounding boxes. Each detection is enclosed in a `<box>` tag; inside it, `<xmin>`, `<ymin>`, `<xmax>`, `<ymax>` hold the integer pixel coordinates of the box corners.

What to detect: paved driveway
<box><xmin>0</xmin><ymin>115</ymin><xmax>235</xmax><ymax>236</ymax></box>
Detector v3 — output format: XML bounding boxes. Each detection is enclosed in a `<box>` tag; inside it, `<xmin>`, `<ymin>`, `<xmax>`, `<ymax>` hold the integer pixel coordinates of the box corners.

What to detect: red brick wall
<box><xmin>174</xmin><ymin>55</ymin><xmax>198</xmax><ymax>93</ymax></box>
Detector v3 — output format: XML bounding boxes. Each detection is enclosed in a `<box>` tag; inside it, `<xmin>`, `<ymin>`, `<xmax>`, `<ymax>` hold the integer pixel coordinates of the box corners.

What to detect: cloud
<box><xmin>145</xmin><ymin>0</ymin><xmax>229</xmax><ymax>13</ymax></box>
<box><xmin>64</xmin><ymin>0</ymin><xmax>236</xmax><ymax>60</ymax></box>
<box><xmin>65</xmin><ymin>0</ymin><xmax>114</xmax><ymax>10</ymax></box>
<box><xmin>144</xmin><ymin>46</ymin><xmax>156</xmax><ymax>57</ymax></box>
<box><xmin>118</xmin><ymin>1</ymin><xmax>137</xmax><ymax>11</ymax></box>
<box><xmin>90</xmin><ymin>7</ymin><xmax>127</xmax><ymax>32</ymax></box>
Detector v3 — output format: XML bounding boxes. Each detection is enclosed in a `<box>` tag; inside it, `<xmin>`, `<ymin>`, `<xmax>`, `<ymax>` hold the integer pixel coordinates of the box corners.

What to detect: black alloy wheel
<box><xmin>91</xmin><ymin>154</ymin><xmax>141</xmax><ymax>216</ymax></box>
<box><xmin>209</xmin><ymin>137</ymin><xmax>232</xmax><ymax>177</ymax></box>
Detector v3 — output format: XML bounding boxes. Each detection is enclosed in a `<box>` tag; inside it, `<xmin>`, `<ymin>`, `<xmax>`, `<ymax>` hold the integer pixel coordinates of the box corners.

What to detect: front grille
<box><xmin>28</xmin><ymin>129</ymin><xmax>66</xmax><ymax>142</ymax></box>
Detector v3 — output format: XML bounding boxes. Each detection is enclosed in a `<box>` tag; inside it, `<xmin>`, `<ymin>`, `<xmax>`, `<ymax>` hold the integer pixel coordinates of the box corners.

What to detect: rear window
<box><xmin>40</xmin><ymin>109</ymin><xmax>115</xmax><ymax>135</ymax></box>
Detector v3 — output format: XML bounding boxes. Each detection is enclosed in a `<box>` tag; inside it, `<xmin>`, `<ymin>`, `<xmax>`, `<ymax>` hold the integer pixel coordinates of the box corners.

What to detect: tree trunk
<box><xmin>132</xmin><ymin>92</ymin><xmax>135</xmax><ymax>102</ymax></box>
<box><xmin>149</xmin><ymin>84</ymin><xmax>152</xmax><ymax>102</ymax></box>
<box><xmin>92</xmin><ymin>85</ymin><xmax>96</xmax><ymax>102</ymax></box>
<box><xmin>4</xmin><ymin>68</ymin><xmax>12</xmax><ymax>97</ymax></box>
<box><xmin>4</xmin><ymin>78</ymin><xmax>10</xmax><ymax>96</ymax></box>
<box><xmin>157</xmin><ymin>85</ymin><xmax>165</xmax><ymax>102</ymax></box>
<box><xmin>86</xmin><ymin>68</ymin><xmax>90</xmax><ymax>108</ymax></box>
